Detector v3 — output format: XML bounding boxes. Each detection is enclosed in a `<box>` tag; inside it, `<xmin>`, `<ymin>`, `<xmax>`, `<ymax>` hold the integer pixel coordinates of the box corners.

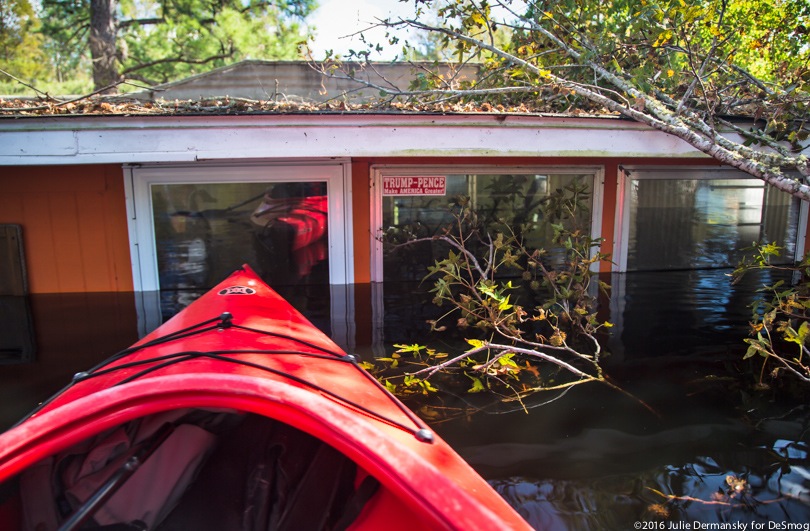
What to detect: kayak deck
<box><xmin>0</xmin><ymin>266</ymin><xmax>532</xmax><ymax>530</ymax></box>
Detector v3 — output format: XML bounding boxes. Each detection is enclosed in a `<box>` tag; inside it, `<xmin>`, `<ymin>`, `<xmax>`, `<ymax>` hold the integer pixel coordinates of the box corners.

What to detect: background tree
<box><xmin>323</xmin><ymin>0</ymin><xmax>810</xmax><ymax>200</ymax></box>
<box><xmin>38</xmin><ymin>0</ymin><xmax>316</xmax><ymax>93</ymax></box>
<box><xmin>0</xmin><ymin>0</ymin><xmax>50</xmax><ymax>83</ymax></box>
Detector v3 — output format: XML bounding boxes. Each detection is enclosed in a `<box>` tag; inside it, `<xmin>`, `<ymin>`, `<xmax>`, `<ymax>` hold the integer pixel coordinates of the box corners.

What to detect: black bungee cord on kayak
<box><xmin>17</xmin><ymin>312</ymin><xmax>435</xmax><ymax>444</ymax></box>
<box><xmin>12</xmin><ymin>314</ymin><xmax>231</xmax><ymax>428</ymax></box>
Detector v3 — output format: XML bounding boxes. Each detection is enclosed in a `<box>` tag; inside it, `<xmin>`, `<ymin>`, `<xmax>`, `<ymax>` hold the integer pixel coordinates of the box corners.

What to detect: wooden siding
<box><xmin>0</xmin><ymin>165</ymin><xmax>133</xmax><ymax>293</ymax></box>
<box><xmin>351</xmin><ymin>161</ymin><xmax>372</xmax><ymax>284</ymax></box>
<box><xmin>601</xmin><ymin>162</ymin><xmax>620</xmax><ymax>273</ymax></box>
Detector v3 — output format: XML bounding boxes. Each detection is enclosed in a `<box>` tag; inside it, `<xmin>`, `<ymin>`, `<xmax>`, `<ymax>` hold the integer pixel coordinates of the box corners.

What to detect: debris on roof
<box><xmin>0</xmin><ymin>60</ymin><xmax>622</xmax><ymax>118</ymax></box>
<box><xmin>0</xmin><ymin>95</ymin><xmax>622</xmax><ymax>118</ymax></box>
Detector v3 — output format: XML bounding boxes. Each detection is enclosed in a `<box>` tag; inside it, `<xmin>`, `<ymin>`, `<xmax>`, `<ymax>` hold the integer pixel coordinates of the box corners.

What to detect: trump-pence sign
<box><xmin>383</xmin><ymin>176</ymin><xmax>446</xmax><ymax>196</ymax></box>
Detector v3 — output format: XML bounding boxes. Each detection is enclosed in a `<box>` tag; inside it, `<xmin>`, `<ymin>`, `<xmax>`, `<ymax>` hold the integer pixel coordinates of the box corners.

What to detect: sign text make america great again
<box><xmin>382</xmin><ymin>176</ymin><xmax>447</xmax><ymax>196</ymax></box>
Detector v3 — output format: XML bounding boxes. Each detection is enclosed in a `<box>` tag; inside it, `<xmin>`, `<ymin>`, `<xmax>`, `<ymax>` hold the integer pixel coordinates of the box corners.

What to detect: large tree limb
<box><xmin>370</xmin><ymin>16</ymin><xmax>810</xmax><ymax>201</ymax></box>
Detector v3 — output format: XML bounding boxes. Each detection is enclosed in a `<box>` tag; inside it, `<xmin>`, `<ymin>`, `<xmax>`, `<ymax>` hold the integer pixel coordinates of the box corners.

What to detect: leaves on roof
<box><xmin>0</xmin><ymin>95</ymin><xmax>621</xmax><ymax>117</ymax></box>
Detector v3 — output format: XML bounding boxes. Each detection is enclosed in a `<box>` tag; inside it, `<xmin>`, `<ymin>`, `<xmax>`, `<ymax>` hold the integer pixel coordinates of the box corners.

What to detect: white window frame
<box><xmin>125</xmin><ymin>161</ymin><xmax>354</xmax><ymax>292</ymax></box>
<box><xmin>370</xmin><ymin>165</ymin><xmax>605</xmax><ymax>282</ymax></box>
<box><xmin>613</xmin><ymin>166</ymin><xmax>808</xmax><ymax>272</ymax></box>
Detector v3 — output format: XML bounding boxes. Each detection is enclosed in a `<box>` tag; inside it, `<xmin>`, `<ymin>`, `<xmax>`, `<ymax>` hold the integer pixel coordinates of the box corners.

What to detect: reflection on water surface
<box><xmin>431</xmin><ymin>373</ymin><xmax>810</xmax><ymax>529</ymax></box>
<box><xmin>381</xmin><ymin>268</ymin><xmax>810</xmax><ymax>529</ymax></box>
<box><xmin>1</xmin><ymin>269</ymin><xmax>808</xmax><ymax>529</ymax></box>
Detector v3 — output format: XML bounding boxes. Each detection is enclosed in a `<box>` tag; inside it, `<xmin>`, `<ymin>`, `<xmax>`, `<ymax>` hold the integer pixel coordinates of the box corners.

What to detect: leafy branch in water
<box><xmin>732</xmin><ymin>243</ymin><xmax>810</xmax><ymax>388</ymax></box>
<box><xmin>374</xmin><ymin>179</ymin><xmax>629</xmax><ymax>409</ymax></box>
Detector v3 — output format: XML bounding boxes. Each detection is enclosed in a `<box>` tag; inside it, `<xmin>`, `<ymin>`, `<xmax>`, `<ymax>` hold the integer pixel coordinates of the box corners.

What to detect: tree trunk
<box><xmin>89</xmin><ymin>0</ymin><xmax>119</xmax><ymax>93</ymax></box>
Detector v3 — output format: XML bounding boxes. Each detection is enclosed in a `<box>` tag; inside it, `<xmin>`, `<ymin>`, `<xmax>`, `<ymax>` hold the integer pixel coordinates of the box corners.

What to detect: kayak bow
<box><xmin>0</xmin><ymin>265</ymin><xmax>531</xmax><ymax>530</ymax></box>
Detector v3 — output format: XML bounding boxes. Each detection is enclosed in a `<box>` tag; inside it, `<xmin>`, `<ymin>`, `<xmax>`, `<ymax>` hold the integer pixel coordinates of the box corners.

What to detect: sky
<box><xmin>305</xmin><ymin>0</ymin><xmax>420</xmax><ymax>61</ymax></box>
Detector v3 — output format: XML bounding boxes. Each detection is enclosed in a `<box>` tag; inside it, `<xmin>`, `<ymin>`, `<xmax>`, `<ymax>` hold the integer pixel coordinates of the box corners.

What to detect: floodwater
<box><xmin>1</xmin><ymin>269</ymin><xmax>809</xmax><ymax>530</ymax></box>
<box><xmin>380</xmin><ymin>269</ymin><xmax>810</xmax><ymax>528</ymax></box>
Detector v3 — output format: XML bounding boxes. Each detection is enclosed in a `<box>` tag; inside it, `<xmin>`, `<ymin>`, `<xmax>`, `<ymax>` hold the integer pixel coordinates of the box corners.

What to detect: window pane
<box><xmin>627</xmin><ymin>174</ymin><xmax>800</xmax><ymax>271</ymax></box>
<box><xmin>152</xmin><ymin>181</ymin><xmax>329</xmax><ymax>315</ymax></box>
<box><xmin>381</xmin><ymin>173</ymin><xmax>594</xmax><ymax>282</ymax></box>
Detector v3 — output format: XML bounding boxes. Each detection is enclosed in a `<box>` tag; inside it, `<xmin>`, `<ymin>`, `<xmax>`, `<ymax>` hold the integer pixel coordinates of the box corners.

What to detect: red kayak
<box><xmin>0</xmin><ymin>265</ymin><xmax>531</xmax><ymax>530</ymax></box>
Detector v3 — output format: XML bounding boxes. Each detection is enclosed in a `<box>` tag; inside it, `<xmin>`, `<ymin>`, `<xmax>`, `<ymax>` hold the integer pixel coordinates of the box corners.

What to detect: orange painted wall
<box><xmin>351</xmin><ymin>161</ymin><xmax>372</xmax><ymax>284</ymax></box>
<box><xmin>0</xmin><ymin>165</ymin><xmax>133</xmax><ymax>293</ymax></box>
<box><xmin>600</xmin><ymin>161</ymin><xmax>620</xmax><ymax>273</ymax></box>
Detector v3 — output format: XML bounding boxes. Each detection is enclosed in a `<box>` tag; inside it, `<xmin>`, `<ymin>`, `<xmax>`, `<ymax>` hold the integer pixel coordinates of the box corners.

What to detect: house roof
<box><xmin>0</xmin><ymin>60</ymin><xmax>619</xmax><ymax>119</ymax></box>
<box><xmin>0</xmin><ymin>61</ymin><xmax>739</xmax><ymax>166</ymax></box>
<box><xmin>127</xmin><ymin>60</ymin><xmax>482</xmax><ymax>102</ymax></box>
<box><xmin>0</xmin><ymin>110</ymin><xmax>709</xmax><ymax>167</ymax></box>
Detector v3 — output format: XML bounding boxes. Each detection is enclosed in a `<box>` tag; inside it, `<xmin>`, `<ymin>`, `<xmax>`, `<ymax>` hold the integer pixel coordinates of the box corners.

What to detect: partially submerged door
<box><xmin>0</xmin><ymin>224</ymin><xmax>35</xmax><ymax>363</ymax></box>
<box><xmin>126</xmin><ymin>163</ymin><xmax>353</xmax><ymax>327</ymax></box>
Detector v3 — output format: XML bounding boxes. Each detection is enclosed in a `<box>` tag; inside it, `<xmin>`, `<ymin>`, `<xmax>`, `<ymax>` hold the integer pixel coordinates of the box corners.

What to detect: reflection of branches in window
<box><xmin>386</xmin><ymin>197</ymin><xmax>449</xmax><ymax>238</ymax></box>
<box><xmin>480</xmin><ymin>175</ymin><xmax>544</xmax><ymax>229</ymax></box>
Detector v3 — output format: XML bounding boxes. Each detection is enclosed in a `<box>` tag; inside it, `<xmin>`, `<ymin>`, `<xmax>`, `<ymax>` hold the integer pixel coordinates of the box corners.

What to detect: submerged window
<box><xmin>151</xmin><ymin>181</ymin><xmax>330</xmax><ymax>318</ymax></box>
<box><xmin>128</xmin><ymin>163</ymin><xmax>352</xmax><ymax>334</ymax></box>
<box><xmin>621</xmin><ymin>169</ymin><xmax>804</xmax><ymax>271</ymax></box>
<box><xmin>374</xmin><ymin>169</ymin><xmax>598</xmax><ymax>282</ymax></box>
<box><xmin>152</xmin><ymin>182</ymin><xmax>329</xmax><ymax>289</ymax></box>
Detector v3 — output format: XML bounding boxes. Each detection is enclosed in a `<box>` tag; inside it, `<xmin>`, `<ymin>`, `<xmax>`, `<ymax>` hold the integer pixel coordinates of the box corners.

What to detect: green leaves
<box><xmin>349</xmin><ymin>0</ymin><xmax>810</xmax><ymax>198</ymax></box>
<box><xmin>32</xmin><ymin>0</ymin><xmax>315</xmax><ymax>91</ymax></box>
<box><xmin>477</xmin><ymin>280</ymin><xmax>515</xmax><ymax>311</ymax></box>
<box><xmin>783</xmin><ymin>321</ymin><xmax>810</xmax><ymax>348</ymax></box>
<box><xmin>402</xmin><ymin>374</ymin><xmax>438</xmax><ymax>395</ymax></box>
<box><xmin>375</xmin><ymin>172</ymin><xmax>613</xmax><ymax>407</ymax></box>
<box><xmin>0</xmin><ymin>0</ymin><xmax>51</xmax><ymax>84</ymax></box>
<box><xmin>467</xmin><ymin>376</ymin><xmax>486</xmax><ymax>393</ymax></box>
<box><xmin>393</xmin><ymin>343</ymin><xmax>427</xmax><ymax>355</ymax></box>
<box><xmin>736</xmin><ymin>242</ymin><xmax>810</xmax><ymax>386</ymax></box>
<box><xmin>465</xmin><ymin>338</ymin><xmax>486</xmax><ymax>350</ymax></box>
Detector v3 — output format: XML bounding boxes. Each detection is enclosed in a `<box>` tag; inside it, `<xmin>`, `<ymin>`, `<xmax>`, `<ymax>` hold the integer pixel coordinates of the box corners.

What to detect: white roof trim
<box><xmin>0</xmin><ymin>113</ymin><xmax>711</xmax><ymax>165</ymax></box>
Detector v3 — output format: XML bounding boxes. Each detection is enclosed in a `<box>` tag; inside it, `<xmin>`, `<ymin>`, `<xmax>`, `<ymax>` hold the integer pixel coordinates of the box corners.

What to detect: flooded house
<box><xmin>3</xmin><ymin>61</ymin><xmax>810</xmax><ymax>528</ymax></box>
<box><xmin>2</xmin><ymin>61</ymin><xmax>807</xmax><ymax>351</ymax></box>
